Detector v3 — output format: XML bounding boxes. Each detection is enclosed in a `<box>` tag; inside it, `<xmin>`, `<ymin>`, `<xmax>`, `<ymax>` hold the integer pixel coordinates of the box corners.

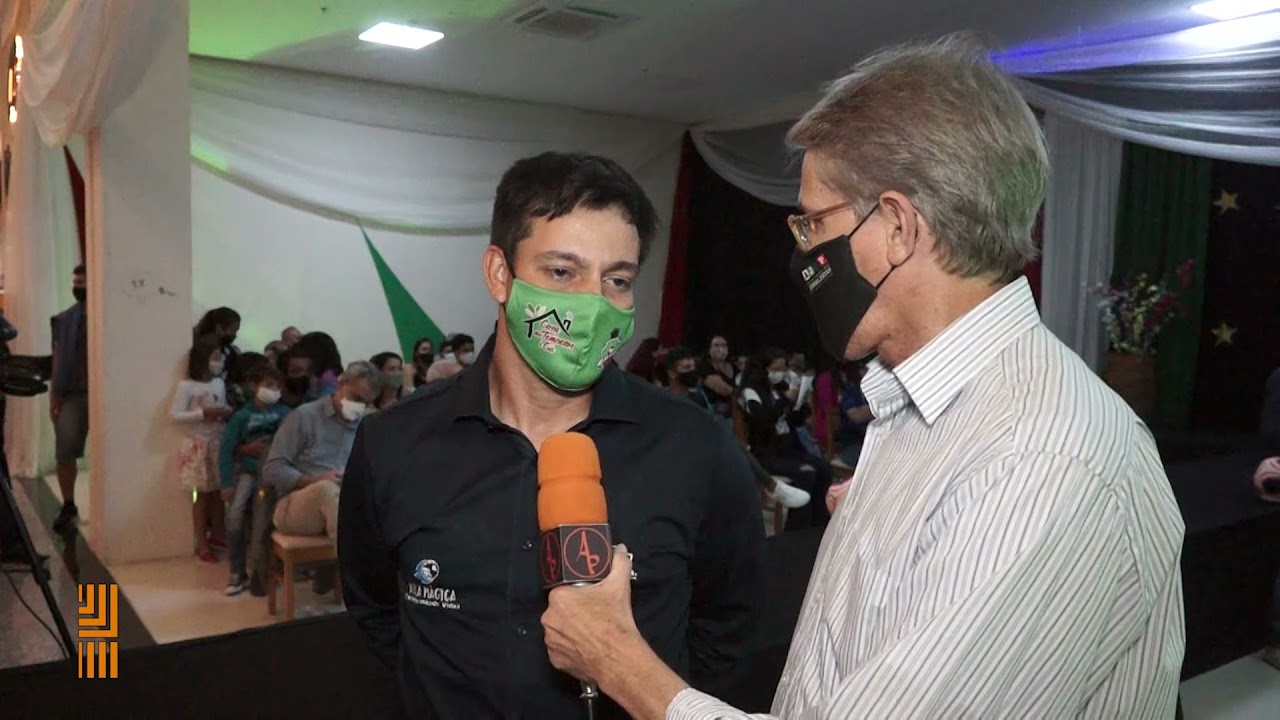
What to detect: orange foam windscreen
<box><xmin>537</xmin><ymin>432</ymin><xmax>607</xmax><ymax>531</ymax></box>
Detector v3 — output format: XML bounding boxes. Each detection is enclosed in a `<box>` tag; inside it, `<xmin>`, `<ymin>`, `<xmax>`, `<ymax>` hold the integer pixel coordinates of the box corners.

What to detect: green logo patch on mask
<box><xmin>505</xmin><ymin>278</ymin><xmax>634</xmax><ymax>391</ymax></box>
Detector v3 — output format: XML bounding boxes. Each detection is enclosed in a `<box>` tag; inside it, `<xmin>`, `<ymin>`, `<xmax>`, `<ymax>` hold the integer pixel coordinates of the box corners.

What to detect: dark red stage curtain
<box><xmin>65</xmin><ymin>147</ymin><xmax>86</xmax><ymax>262</ymax></box>
<box><xmin>656</xmin><ymin>133</ymin><xmax>697</xmax><ymax>347</ymax></box>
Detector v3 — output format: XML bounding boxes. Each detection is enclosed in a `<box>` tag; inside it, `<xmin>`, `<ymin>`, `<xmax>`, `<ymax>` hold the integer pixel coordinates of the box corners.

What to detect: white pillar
<box><xmin>84</xmin><ymin>2</ymin><xmax>191</xmax><ymax>563</ymax></box>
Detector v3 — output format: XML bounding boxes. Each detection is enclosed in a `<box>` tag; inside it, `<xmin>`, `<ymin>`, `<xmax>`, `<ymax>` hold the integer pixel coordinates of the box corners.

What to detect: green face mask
<box><xmin>504</xmin><ymin>278</ymin><xmax>635</xmax><ymax>392</ymax></box>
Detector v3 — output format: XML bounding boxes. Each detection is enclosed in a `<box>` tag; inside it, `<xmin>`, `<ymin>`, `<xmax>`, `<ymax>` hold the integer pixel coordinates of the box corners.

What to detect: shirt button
<box><xmin>516</xmin><ymin>625</ymin><xmax>529</xmax><ymax>637</ymax></box>
<box><xmin>521</xmin><ymin>539</ymin><xmax>534</xmax><ymax>551</ymax></box>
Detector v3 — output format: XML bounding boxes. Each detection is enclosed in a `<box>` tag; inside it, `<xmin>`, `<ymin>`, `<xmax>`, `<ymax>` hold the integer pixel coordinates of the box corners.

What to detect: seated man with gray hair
<box><xmin>263</xmin><ymin>361</ymin><xmax>381</xmax><ymax>547</ymax></box>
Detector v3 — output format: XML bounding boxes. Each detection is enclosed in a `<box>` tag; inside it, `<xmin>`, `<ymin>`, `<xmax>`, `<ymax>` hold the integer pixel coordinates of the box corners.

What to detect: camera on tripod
<box><xmin>0</xmin><ymin>314</ymin><xmax>53</xmax><ymax>397</ymax></box>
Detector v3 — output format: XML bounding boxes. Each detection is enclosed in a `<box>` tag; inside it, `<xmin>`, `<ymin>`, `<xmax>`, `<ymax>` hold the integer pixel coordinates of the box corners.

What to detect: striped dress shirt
<box><xmin>669</xmin><ymin>277</ymin><xmax>1185</xmax><ymax>719</ymax></box>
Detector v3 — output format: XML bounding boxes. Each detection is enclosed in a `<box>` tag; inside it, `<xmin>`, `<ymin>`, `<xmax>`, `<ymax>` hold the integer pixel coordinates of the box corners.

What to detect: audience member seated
<box><xmin>263</xmin><ymin>361</ymin><xmax>379</xmax><ymax>590</ymax></box>
<box><xmin>1256</xmin><ymin>458</ymin><xmax>1280</xmax><ymax>671</ymax></box>
<box><xmin>281</xmin><ymin>325</ymin><xmax>302</xmax><ymax>348</ymax></box>
<box><xmin>295</xmin><ymin>331</ymin><xmax>344</xmax><ymax>396</ymax></box>
<box><xmin>406</xmin><ymin>337</ymin><xmax>435</xmax><ymax>391</ymax></box>
<box><xmin>701</xmin><ymin>335</ymin><xmax>737</xmax><ymax>418</ymax></box>
<box><xmin>263</xmin><ymin>341</ymin><xmax>288</xmax><ymax>366</ymax></box>
<box><xmin>277</xmin><ymin>347</ymin><xmax>317</xmax><ymax>409</ymax></box>
<box><xmin>665</xmin><ymin>346</ymin><xmax>809</xmax><ymax>511</ymax></box>
<box><xmin>740</xmin><ymin>349</ymin><xmax>834</xmax><ymax>530</ymax></box>
<box><xmin>1262</xmin><ymin>366</ymin><xmax>1280</xmax><ymax>451</ymax></box>
<box><xmin>218</xmin><ymin>364</ymin><xmax>289</xmax><ymax>596</ymax></box>
<box><xmin>833</xmin><ymin>361</ymin><xmax>873</xmax><ymax>468</ymax></box>
<box><xmin>733</xmin><ymin>354</ymin><xmax>748</xmax><ymax>386</ymax></box>
<box><xmin>425</xmin><ymin>332</ymin><xmax>475</xmax><ymax>382</ymax></box>
<box><xmin>194</xmin><ymin>306</ymin><xmax>243</xmax><ymax>379</ymax></box>
<box><xmin>624</xmin><ymin>336</ymin><xmax>662</xmax><ymax>385</ymax></box>
<box><xmin>787</xmin><ymin>352</ymin><xmax>815</xmax><ymax>411</ymax></box>
<box><xmin>369</xmin><ymin>352</ymin><xmax>404</xmax><ymax>411</ymax></box>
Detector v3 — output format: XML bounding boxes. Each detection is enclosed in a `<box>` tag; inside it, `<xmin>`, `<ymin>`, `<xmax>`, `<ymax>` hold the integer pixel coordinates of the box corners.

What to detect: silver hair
<box><xmin>340</xmin><ymin>360</ymin><xmax>383</xmax><ymax>394</ymax></box>
<box><xmin>788</xmin><ymin>33</ymin><xmax>1048</xmax><ymax>282</ymax></box>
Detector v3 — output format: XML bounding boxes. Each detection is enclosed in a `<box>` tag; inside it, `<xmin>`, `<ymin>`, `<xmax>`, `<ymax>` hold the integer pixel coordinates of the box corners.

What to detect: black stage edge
<box><xmin>26</xmin><ymin>475</ymin><xmax>154</xmax><ymax>650</ymax></box>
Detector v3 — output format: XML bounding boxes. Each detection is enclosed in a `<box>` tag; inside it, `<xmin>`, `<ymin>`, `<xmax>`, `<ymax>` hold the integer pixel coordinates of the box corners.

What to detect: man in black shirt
<box><xmin>339</xmin><ymin>152</ymin><xmax>765</xmax><ymax>719</ymax></box>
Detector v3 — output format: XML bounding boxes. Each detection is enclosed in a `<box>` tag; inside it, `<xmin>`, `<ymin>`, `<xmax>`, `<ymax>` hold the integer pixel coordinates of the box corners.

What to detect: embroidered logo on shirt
<box><xmin>406</xmin><ymin>558</ymin><xmax>460</xmax><ymax>611</ymax></box>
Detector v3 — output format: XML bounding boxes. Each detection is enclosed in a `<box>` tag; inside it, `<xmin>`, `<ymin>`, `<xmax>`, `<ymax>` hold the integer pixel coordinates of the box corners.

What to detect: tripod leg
<box><xmin>0</xmin><ymin>470</ymin><xmax>78</xmax><ymax>657</ymax></box>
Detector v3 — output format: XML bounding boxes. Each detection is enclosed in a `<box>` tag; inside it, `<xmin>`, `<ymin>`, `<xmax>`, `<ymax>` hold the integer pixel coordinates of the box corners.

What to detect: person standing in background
<box><xmin>171</xmin><ymin>336</ymin><xmax>233</xmax><ymax>563</ymax></box>
<box><xmin>194</xmin><ymin>307</ymin><xmax>242</xmax><ymax>379</ymax></box>
<box><xmin>281</xmin><ymin>326</ymin><xmax>302</xmax><ymax>348</ymax></box>
<box><xmin>49</xmin><ymin>265</ymin><xmax>89</xmax><ymax>534</ymax></box>
<box><xmin>296</xmin><ymin>331</ymin><xmax>344</xmax><ymax>396</ymax></box>
<box><xmin>406</xmin><ymin>337</ymin><xmax>435</xmax><ymax>391</ymax></box>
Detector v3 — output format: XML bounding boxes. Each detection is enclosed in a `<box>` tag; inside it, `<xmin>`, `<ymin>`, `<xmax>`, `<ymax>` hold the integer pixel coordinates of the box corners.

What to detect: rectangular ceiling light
<box><xmin>1191</xmin><ymin>0</ymin><xmax>1280</xmax><ymax>20</ymax></box>
<box><xmin>358</xmin><ymin>22</ymin><xmax>443</xmax><ymax>50</ymax></box>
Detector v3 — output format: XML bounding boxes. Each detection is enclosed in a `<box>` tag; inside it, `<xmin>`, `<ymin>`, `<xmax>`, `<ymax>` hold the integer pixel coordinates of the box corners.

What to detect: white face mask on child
<box><xmin>257</xmin><ymin>387</ymin><xmax>282</xmax><ymax>405</ymax></box>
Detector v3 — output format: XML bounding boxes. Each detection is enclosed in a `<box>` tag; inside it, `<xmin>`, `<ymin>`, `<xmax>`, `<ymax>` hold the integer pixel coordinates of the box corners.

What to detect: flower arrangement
<box><xmin>1094</xmin><ymin>260</ymin><xmax>1194</xmax><ymax>356</ymax></box>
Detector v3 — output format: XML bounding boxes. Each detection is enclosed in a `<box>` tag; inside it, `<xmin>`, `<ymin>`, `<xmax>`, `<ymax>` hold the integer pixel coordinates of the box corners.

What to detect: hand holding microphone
<box><xmin>537</xmin><ymin>433</ymin><xmax>641</xmax><ymax>717</ymax></box>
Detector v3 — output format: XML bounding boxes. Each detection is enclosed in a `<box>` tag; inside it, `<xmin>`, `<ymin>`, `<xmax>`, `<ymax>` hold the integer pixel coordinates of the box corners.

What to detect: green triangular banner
<box><xmin>360</xmin><ymin>225</ymin><xmax>445</xmax><ymax>360</ymax></box>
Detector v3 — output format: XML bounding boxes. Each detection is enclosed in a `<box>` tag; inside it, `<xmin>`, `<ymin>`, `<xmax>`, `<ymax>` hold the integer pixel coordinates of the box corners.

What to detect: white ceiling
<box><xmin>190</xmin><ymin>0</ymin><xmax>1205</xmax><ymax>123</ymax></box>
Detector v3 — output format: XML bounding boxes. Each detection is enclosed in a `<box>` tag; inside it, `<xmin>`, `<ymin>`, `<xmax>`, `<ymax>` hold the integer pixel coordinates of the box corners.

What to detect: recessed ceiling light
<box><xmin>358</xmin><ymin>22</ymin><xmax>443</xmax><ymax>50</ymax></box>
<box><xmin>1191</xmin><ymin>0</ymin><xmax>1280</xmax><ymax>20</ymax></box>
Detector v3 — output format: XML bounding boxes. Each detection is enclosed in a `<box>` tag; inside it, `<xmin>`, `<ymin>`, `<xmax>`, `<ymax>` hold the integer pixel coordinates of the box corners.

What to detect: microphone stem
<box><xmin>581</xmin><ymin>680</ymin><xmax>599</xmax><ymax>720</ymax></box>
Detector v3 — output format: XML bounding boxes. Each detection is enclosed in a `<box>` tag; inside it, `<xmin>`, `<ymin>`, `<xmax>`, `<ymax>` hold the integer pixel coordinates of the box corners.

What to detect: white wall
<box><xmin>191</xmin><ymin>141</ymin><xmax>680</xmax><ymax>365</ymax></box>
<box><xmin>87</xmin><ymin>2</ymin><xmax>192</xmax><ymax>564</ymax></box>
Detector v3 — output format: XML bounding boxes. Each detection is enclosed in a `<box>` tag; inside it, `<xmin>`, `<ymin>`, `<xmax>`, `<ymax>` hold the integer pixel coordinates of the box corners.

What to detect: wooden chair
<box><xmin>267</xmin><ymin>532</ymin><xmax>341</xmax><ymax>621</ymax></box>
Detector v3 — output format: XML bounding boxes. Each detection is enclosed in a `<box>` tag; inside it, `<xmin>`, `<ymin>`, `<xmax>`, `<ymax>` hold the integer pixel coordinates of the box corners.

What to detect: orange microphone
<box><xmin>537</xmin><ymin>432</ymin><xmax>613</xmax><ymax>716</ymax></box>
<box><xmin>537</xmin><ymin>432</ymin><xmax>613</xmax><ymax>589</ymax></box>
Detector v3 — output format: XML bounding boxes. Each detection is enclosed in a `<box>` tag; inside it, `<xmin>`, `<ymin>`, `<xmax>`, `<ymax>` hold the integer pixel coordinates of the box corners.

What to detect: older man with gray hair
<box><xmin>264</xmin><ymin>360</ymin><xmax>381</xmax><ymax>547</ymax></box>
<box><xmin>539</xmin><ymin>34</ymin><xmax>1185</xmax><ymax>719</ymax></box>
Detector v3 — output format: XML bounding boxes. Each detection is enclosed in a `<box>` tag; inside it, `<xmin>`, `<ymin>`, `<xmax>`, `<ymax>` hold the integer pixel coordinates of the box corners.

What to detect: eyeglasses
<box><xmin>786</xmin><ymin>201</ymin><xmax>853</xmax><ymax>248</ymax></box>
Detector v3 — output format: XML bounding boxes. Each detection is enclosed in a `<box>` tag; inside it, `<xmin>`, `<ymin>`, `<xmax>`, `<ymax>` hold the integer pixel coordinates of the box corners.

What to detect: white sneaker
<box><xmin>224</xmin><ymin>575</ymin><xmax>248</xmax><ymax>596</ymax></box>
<box><xmin>768</xmin><ymin>479</ymin><xmax>811</xmax><ymax>509</ymax></box>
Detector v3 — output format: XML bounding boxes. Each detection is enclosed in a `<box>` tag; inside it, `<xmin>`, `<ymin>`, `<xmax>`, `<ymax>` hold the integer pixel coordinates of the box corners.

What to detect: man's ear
<box><xmin>878</xmin><ymin>191</ymin><xmax>922</xmax><ymax>267</ymax></box>
<box><xmin>483</xmin><ymin>246</ymin><xmax>512</xmax><ymax>304</ymax></box>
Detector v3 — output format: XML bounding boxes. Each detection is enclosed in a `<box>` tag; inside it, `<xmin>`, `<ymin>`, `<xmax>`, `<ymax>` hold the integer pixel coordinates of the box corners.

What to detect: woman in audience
<box><xmin>170</xmin><ymin>336</ymin><xmax>233</xmax><ymax>563</ymax></box>
<box><xmin>740</xmin><ymin>348</ymin><xmax>834</xmax><ymax>530</ymax></box>
<box><xmin>295</xmin><ymin>331</ymin><xmax>343</xmax><ymax>396</ymax></box>
<box><xmin>702</xmin><ymin>335</ymin><xmax>737</xmax><ymax>418</ymax></box>
<box><xmin>834</xmin><ymin>361</ymin><xmax>873</xmax><ymax>467</ymax></box>
<box><xmin>193</xmin><ymin>307</ymin><xmax>242</xmax><ymax>378</ymax></box>
<box><xmin>624</xmin><ymin>337</ymin><xmax>662</xmax><ymax>384</ymax></box>
<box><xmin>407</xmin><ymin>337</ymin><xmax>435</xmax><ymax>391</ymax></box>
<box><xmin>370</xmin><ymin>351</ymin><xmax>405</xmax><ymax>411</ymax></box>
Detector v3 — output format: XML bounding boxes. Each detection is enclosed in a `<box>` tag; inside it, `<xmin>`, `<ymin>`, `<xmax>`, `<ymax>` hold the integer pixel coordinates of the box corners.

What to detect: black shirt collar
<box><xmin>453</xmin><ymin>334</ymin><xmax>638</xmax><ymax>426</ymax></box>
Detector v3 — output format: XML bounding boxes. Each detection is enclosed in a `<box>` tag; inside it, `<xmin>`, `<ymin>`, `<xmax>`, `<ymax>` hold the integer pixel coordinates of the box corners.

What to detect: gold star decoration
<box><xmin>1210</xmin><ymin>321</ymin><xmax>1237</xmax><ymax>346</ymax></box>
<box><xmin>1212</xmin><ymin>190</ymin><xmax>1239</xmax><ymax>215</ymax></box>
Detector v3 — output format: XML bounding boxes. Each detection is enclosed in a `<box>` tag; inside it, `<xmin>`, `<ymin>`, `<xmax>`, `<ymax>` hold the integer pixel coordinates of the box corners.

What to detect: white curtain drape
<box><xmin>1039</xmin><ymin>114</ymin><xmax>1123</xmax><ymax>371</ymax></box>
<box><xmin>689</xmin><ymin>121</ymin><xmax>799</xmax><ymax>207</ymax></box>
<box><xmin>191</xmin><ymin>57</ymin><xmax>684</xmax><ymax>234</ymax></box>
<box><xmin>1</xmin><ymin>0</ymin><xmax>173</xmax><ymax>478</ymax></box>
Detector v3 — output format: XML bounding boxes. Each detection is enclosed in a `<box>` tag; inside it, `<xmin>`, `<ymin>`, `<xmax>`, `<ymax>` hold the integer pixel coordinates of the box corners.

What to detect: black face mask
<box><xmin>676</xmin><ymin>370</ymin><xmax>701</xmax><ymax>388</ymax></box>
<box><xmin>789</xmin><ymin>209</ymin><xmax>896</xmax><ymax>360</ymax></box>
<box><xmin>72</xmin><ymin>287</ymin><xmax>87</xmax><ymax>304</ymax></box>
<box><xmin>285</xmin><ymin>376</ymin><xmax>311</xmax><ymax>394</ymax></box>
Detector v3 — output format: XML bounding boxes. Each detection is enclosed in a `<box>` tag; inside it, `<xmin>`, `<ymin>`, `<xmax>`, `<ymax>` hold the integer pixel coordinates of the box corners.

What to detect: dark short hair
<box><xmin>664</xmin><ymin>346</ymin><xmax>696</xmax><ymax>370</ymax></box>
<box><xmin>451</xmin><ymin>334</ymin><xmax>475</xmax><ymax>350</ymax></box>
<box><xmin>296</xmin><ymin>332</ymin><xmax>343</xmax><ymax>376</ymax></box>
<box><xmin>491</xmin><ymin>152</ymin><xmax>658</xmax><ymax>265</ymax></box>
<box><xmin>369</xmin><ymin>351</ymin><xmax>402</xmax><ymax>372</ymax></box>
<box><xmin>247</xmin><ymin>364</ymin><xmax>283</xmax><ymax>386</ymax></box>
<box><xmin>73</xmin><ymin>265</ymin><xmax>86</xmax><ymax>276</ymax></box>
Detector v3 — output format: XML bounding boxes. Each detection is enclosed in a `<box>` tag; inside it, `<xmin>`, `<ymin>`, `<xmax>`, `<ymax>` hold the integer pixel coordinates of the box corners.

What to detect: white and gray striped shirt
<box><xmin>669</xmin><ymin>277</ymin><xmax>1185</xmax><ymax>719</ymax></box>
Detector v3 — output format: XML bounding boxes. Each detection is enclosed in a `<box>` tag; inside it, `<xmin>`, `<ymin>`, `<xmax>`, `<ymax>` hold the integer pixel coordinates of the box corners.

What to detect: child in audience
<box><xmin>171</xmin><ymin>337</ymin><xmax>233</xmax><ymax>563</ymax></box>
<box><xmin>218</xmin><ymin>365</ymin><xmax>289</xmax><ymax>595</ymax></box>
